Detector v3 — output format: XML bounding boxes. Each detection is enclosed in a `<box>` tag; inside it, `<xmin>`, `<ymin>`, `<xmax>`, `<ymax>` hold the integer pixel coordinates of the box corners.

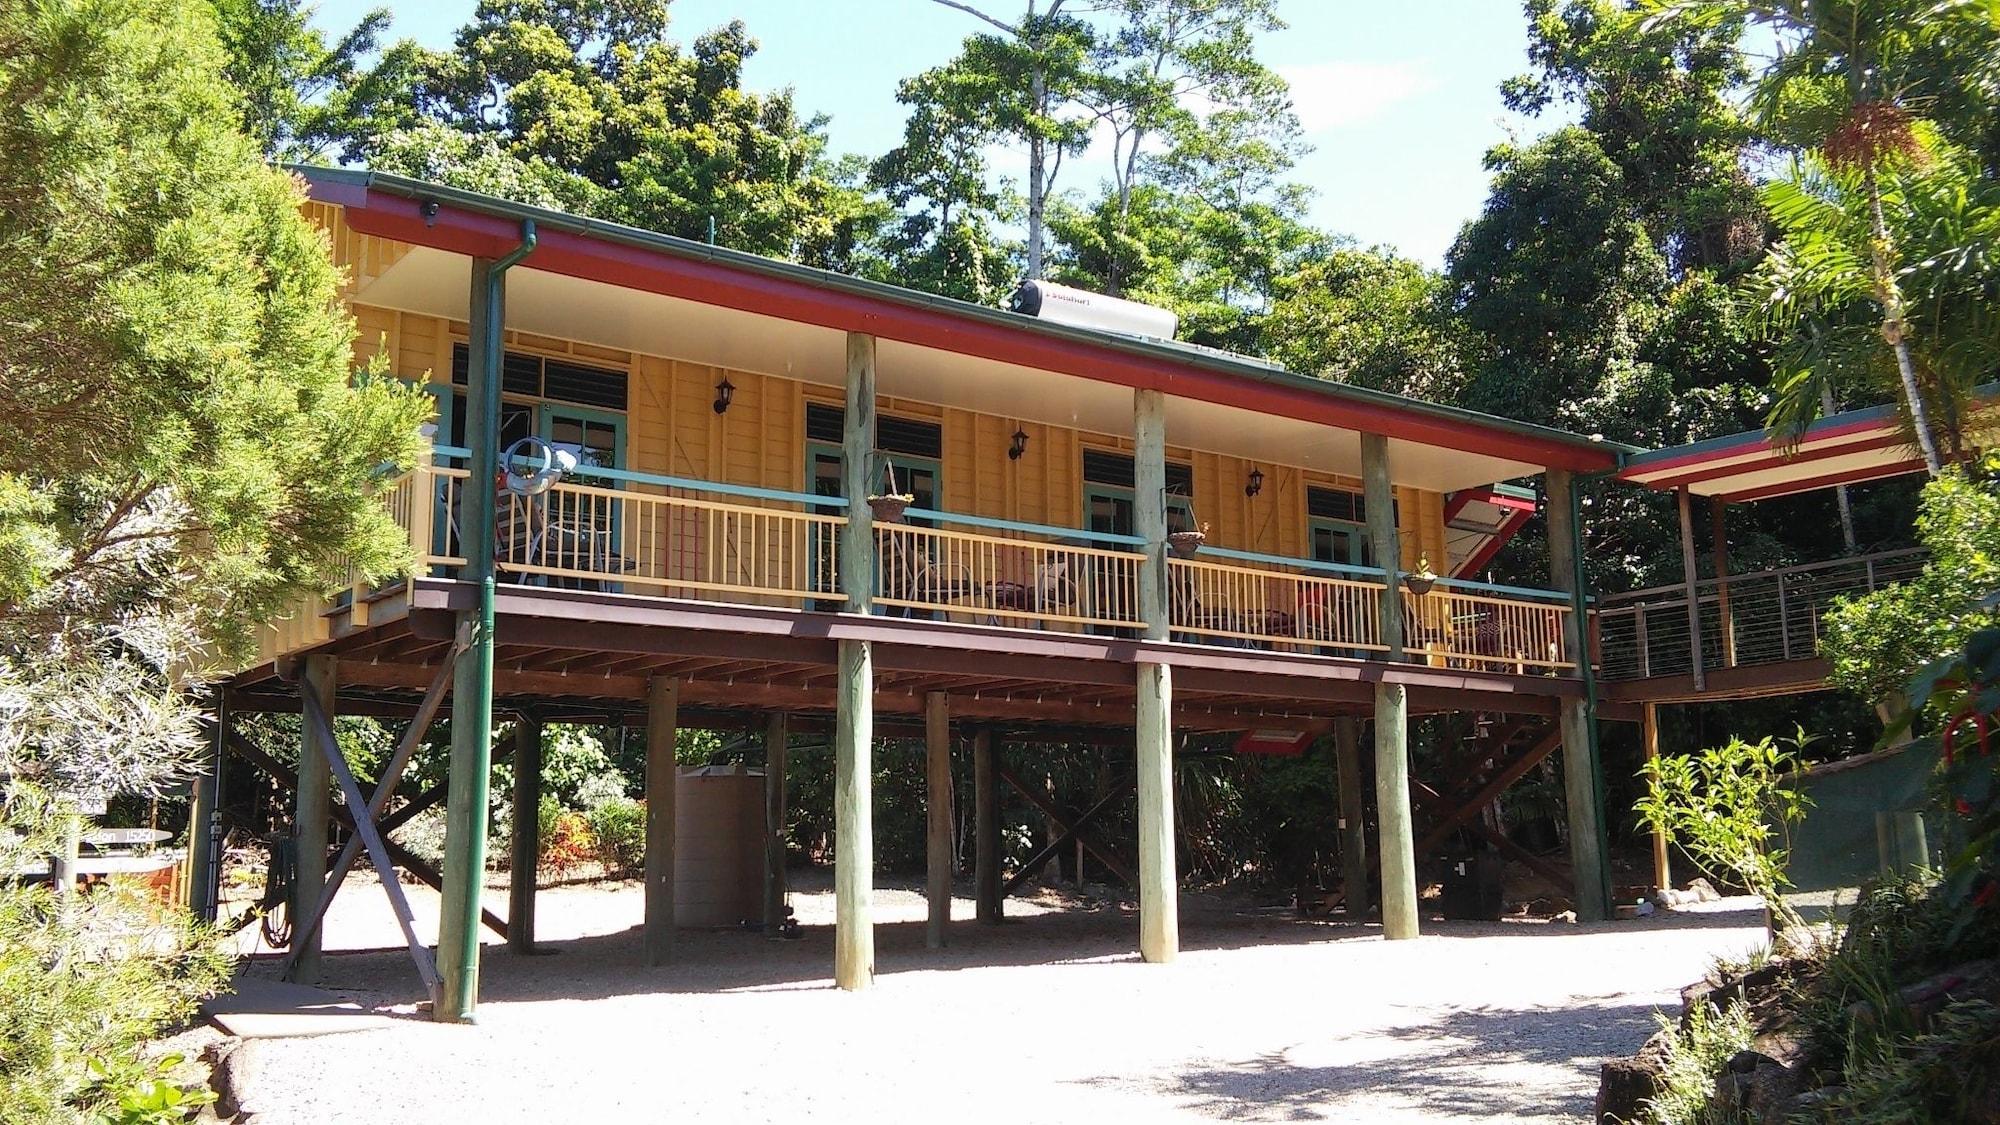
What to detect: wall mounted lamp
<box><xmin>712</xmin><ymin>376</ymin><xmax>735</xmax><ymax>415</ymax></box>
<box><xmin>1008</xmin><ymin>428</ymin><xmax>1029</xmax><ymax>460</ymax></box>
<box><xmin>1245</xmin><ymin>467</ymin><xmax>1265</xmax><ymax>497</ymax></box>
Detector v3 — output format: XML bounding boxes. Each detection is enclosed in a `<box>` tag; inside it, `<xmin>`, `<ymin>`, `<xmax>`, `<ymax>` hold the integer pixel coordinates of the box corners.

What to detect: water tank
<box><xmin>674</xmin><ymin>764</ymin><xmax>764</xmax><ymax>928</ymax></box>
<box><xmin>1009</xmin><ymin>280</ymin><xmax>1179</xmax><ymax>340</ymax></box>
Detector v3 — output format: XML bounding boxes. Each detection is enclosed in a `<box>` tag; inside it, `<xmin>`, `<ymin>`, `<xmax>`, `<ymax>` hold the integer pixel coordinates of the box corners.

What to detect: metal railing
<box><xmin>1596</xmin><ymin>547</ymin><xmax>1926</xmax><ymax>680</ymax></box>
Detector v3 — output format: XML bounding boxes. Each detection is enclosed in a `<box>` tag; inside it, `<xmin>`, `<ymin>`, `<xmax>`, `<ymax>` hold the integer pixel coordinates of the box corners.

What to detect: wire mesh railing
<box><xmin>1596</xmin><ymin>548</ymin><xmax>1926</xmax><ymax>680</ymax></box>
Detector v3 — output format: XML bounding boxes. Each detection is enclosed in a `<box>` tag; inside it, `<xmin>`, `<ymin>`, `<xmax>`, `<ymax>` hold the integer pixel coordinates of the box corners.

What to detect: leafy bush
<box><xmin>587</xmin><ymin>797</ymin><xmax>646</xmax><ymax>875</ymax></box>
<box><xmin>1636</xmin><ymin>733</ymin><xmax>1811</xmax><ymax>932</ymax></box>
<box><xmin>1823</xmin><ymin>470</ymin><xmax>2000</xmax><ymax>705</ymax></box>
<box><xmin>540</xmin><ymin>808</ymin><xmax>596</xmax><ymax>879</ymax></box>
<box><xmin>1827</xmin><ymin>1000</ymin><xmax>2000</xmax><ymax>1123</ymax></box>
<box><xmin>0</xmin><ymin>796</ymin><xmax>232</xmax><ymax>1123</ymax></box>
<box><xmin>1640</xmin><ymin>998</ymin><xmax>1755</xmax><ymax>1125</ymax></box>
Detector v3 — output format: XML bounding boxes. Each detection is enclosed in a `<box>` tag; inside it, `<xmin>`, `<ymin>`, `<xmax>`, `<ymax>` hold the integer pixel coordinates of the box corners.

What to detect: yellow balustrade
<box><xmin>872</xmin><ymin>522</ymin><xmax>1145</xmax><ymax>629</ymax></box>
<box><xmin>251</xmin><ymin>464</ymin><xmax>1578</xmax><ymax>675</ymax></box>
<box><xmin>1401</xmin><ymin>586</ymin><xmax>1573</xmax><ymax>672</ymax></box>
<box><xmin>1167</xmin><ymin>556</ymin><xmax>1388</xmax><ymax>653</ymax></box>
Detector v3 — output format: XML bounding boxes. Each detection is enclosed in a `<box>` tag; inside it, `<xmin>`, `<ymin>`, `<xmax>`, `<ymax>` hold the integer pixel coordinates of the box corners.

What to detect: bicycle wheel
<box><xmin>260</xmin><ymin>898</ymin><xmax>292</xmax><ymax>949</ymax></box>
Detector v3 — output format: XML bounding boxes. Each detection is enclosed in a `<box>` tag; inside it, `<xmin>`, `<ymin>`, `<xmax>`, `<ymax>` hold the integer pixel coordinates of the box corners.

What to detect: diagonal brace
<box><xmin>291</xmin><ymin>685</ymin><xmax>442</xmax><ymax>1004</ymax></box>
<box><xmin>284</xmin><ymin>650</ymin><xmax>460</xmax><ymax>967</ymax></box>
<box><xmin>1003</xmin><ymin>772</ymin><xmax>1134</xmax><ymax>897</ymax></box>
<box><xmin>998</xmin><ymin>765</ymin><xmax>1140</xmax><ymax>888</ymax></box>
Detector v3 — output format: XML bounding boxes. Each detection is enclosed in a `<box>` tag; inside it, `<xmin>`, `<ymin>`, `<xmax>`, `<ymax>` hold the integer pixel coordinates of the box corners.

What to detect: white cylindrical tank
<box><xmin>1009</xmin><ymin>280</ymin><xmax>1179</xmax><ymax>340</ymax></box>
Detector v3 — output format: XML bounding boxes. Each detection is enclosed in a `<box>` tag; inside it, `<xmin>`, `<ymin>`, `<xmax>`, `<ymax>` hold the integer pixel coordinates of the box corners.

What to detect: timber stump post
<box><xmin>925</xmin><ymin>692</ymin><xmax>952</xmax><ymax>948</ymax></box>
<box><xmin>288</xmin><ymin>654</ymin><xmax>336</xmax><ymax>982</ymax></box>
<box><xmin>834</xmin><ymin>331</ymin><xmax>878</xmax><ymax>990</ymax></box>
<box><xmin>1134</xmin><ymin>386</ymin><xmax>1178</xmax><ymax>963</ymax></box>
<box><xmin>1550</xmin><ymin>467</ymin><xmax>1613</xmax><ymax>921</ymax></box>
<box><xmin>509</xmin><ymin>714</ymin><xmax>544</xmax><ymax>954</ymax></box>
<box><xmin>1363</xmin><ymin>433</ymin><xmax>1418</xmax><ymax>940</ymax></box>
<box><xmin>973</xmin><ymin>728</ymin><xmax>1001</xmax><ymax>924</ymax></box>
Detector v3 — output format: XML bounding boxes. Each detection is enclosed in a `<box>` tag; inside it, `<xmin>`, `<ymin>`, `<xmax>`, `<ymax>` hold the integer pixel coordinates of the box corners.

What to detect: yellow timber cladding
<box><xmin>349</xmin><ymin>308</ymin><xmax>1448</xmax><ymax>567</ymax></box>
<box><xmin>255</xmin><ymin>205</ymin><xmax>1457</xmax><ymax>666</ymax></box>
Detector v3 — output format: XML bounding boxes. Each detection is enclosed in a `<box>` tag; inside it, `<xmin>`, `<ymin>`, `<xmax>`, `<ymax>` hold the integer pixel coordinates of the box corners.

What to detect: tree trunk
<box><xmin>1864</xmin><ymin>164</ymin><xmax>1943</xmax><ymax>475</ymax></box>
<box><xmin>1026</xmin><ymin>62</ymin><xmax>1047</xmax><ymax>280</ymax></box>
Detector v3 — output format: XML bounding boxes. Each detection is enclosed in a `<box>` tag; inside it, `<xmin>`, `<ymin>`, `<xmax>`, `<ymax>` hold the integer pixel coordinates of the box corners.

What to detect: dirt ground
<box><xmin>205</xmin><ymin>870</ymin><xmax>1772</xmax><ymax>1124</ymax></box>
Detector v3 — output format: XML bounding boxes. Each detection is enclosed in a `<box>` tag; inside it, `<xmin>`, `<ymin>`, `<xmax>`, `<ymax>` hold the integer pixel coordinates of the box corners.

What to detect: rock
<box><xmin>1783</xmin><ymin>1085</ymin><xmax>1843</xmax><ymax>1118</ymax></box>
<box><xmin>1553</xmin><ymin>910</ymin><xmax>1578</xmax><ymax>924</ymax></box>
<box><xmin>1845</xmin><ymin>958</ymin><xmax>2000</xmax><ymax>1033</ymax></box>
<box><xmin>1594</xmin><ymin>1028</ymin><xmax>1673</xmax><ymax>1124</ymax></box>
<box><xmin>1685</xmin><ymin>876</ymin><xmax>1721</xmax><ymax>902</ymax></box>
<box><xmin>1726</xmin><ymin>1048</ymin><xmax>1782</xmax><ymax>1074</ymax></box>
<box><xmin>1743</xmin><ymin>1062</ymin><xmax>1804</xmax><ymax>1124</ymax></box>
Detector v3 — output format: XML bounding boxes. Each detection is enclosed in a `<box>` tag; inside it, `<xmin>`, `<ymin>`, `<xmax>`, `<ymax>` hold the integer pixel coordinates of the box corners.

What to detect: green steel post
<box><xmin>438</xmin><ymin>222</ymin><xmax>535</xmax><ymax>1024</ymax></box>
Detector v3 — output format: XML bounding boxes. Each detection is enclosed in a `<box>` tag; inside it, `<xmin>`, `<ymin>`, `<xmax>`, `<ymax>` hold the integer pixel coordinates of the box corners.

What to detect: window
<box><xmin>451</xmin><ymin>343</ymin><xmax>627</xmax><ymax>410</ymax></box>
<box><xmin>1081</xmin><ymin>450</ymin><xmax>1193</xmax><ymax>494</ymax></box>
<box><xmin>804</xmin><ymin>402</ymin><xmax>943</xmax><ymax>460</ymax></box>
<box><xmin>1308</xmin><ymin>486</ymin><xmax>1376</xmax><ymax>567</ymax></box>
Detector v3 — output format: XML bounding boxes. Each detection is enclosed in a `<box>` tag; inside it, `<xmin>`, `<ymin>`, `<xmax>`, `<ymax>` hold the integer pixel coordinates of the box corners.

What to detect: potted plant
<box><xmin>1404</xmin><ymin>554</ymin><xmax>1438</xmax><ymax>595</ymax></box>
<box><xmin>867</xmin><ymin>459</ymin><xmax>915</xmax><ymax>525</ymax></box>
<box><xmin>1167</xmin><ymin>522</ymin><xmax>1209</xmax><ymax>559</ymax></box>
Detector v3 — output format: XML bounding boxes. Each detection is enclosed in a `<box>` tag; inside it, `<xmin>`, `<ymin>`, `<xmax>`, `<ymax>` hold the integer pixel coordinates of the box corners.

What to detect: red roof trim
<box><xmin>325</xmin><ymin>185</ymin><xmax>1619</xmax><ymax>473</ymax></box>
<box><xmin>1642</xmin><ymin>431</ymin><xmax>1906</xmax><ymax>491</ymax></box>
<box><xmin>1622</xmin><ymin>413</ymin><xmax>1892</xmax><ymax>480</ymax></box>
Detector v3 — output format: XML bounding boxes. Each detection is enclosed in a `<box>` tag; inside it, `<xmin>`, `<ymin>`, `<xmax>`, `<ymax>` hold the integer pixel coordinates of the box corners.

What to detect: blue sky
<box><xmin>311</xmin><ymin>1</ymin><xmax>1567</xmax><ymax>266</ymax></box>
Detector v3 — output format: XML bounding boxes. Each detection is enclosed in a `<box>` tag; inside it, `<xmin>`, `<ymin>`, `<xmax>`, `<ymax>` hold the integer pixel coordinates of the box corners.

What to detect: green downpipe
<box><xmin>1571</xmin><ymin>460</ymin><xmax>1622</xmax><ymax>917</ymax></box>
<box><xmin>440</xmin><ymin>220</ymin><xmax>536</xmax><ymax>1023</ymax></box>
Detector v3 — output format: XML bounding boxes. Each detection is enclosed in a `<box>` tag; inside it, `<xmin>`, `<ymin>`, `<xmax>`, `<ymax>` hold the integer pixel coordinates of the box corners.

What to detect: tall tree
<box><xmin>1505</xmin><ymin>0</ymin><xmax>1760</xmax><ymax>275</ymax></box>
<box><xmin>0</xmin><ymin>0</ymin><xmax>428</xmax><ymax>794</ymax></box>
<box><xmin>920</xmin><ymin>1</ymin><xmax>1097</xmax><ymax>280</ymax></box>
<box><xmin>340</xmin><ymin>3</ymin><xmax>870</xmax><ymax>266</ymax></box>
<box><xmin>1644</xmin><ymin>0</ymin><xmax>2000</xmax><ymax>474</ymax></box>
<box><xmin>204</xmin><ymin>0</ymin><xmax>389</xmax><ymax>160</ymax></box>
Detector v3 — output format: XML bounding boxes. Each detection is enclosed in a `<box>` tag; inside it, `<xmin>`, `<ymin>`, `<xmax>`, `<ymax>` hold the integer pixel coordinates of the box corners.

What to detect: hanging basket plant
<box><xmin>1404</xmin><ymin>554</ymin><xmax>1439</xmax><ymax>596</ymax></box>
<box><xmin>1165</xmin><ymin>486</ymin><xmax>1205</xmax><ymax>557</ymax></box>
<box><xmin>867</xmin><ymin>457</ymin><xmax>915</xmax><ymax>525</ymax></box>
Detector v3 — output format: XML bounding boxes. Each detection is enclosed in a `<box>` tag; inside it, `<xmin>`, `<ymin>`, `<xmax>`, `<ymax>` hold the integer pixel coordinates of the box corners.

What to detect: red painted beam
<box><xmin>1636</xmin><ymin>431</ymin><xmax>1906</xmax><ymax>492</ymax></box>
<box><xmin>1454</xmin><ymin>507</ymin><xmax>1532</xmax><ymax>579</ymax></box>
<box><xmin>1619</xmin><ymin>411</ymin><xmax>1898</xmax><ymax>481</ymax></box>
<box><xmin>324</xmin><ymin>185</ymin><xmax>1618</xmax><ymax>473</ymax></box>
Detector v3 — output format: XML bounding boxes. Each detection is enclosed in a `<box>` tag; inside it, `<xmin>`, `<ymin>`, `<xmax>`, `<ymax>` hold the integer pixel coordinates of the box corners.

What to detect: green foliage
<box><xmin>0</xmin><ymin>792</ymin><xmax>231</xmax><ymax>1124</ymax></box>
<box><xmin>1263</xmin><ymin>246</ymin><xmax>1471</xmax><ymax>400</ymax></box>
<box><xmin>1828</xmin><ymin>999</ymin><xmax>2000</xmax><ymax>1123</ymax></box>
<box><xmin>1823</xmin><ymin>470</ymin><xmax>2000</xmax><ymax>704</ymax></box>
<box><xmin>1505</xmin><ymin>0</ymin><xmax>1760</xmax><ymax>275</ymax></box>
<box><xmin>87</xmin><ymin>1051</ymin><xmax>216</xmax><ymax>1125</ymax></box>
<box><xmin>1636</xmin><ymin>733</ymin><xmax>1812</xmax><ymax>931</ymax></box>
<box><xmin>1753</xmin><ymin>143</ymin><xmax>2000</xmax><ymax>456</ymax></box>
<box><xmin>0</xmin><ymin>0</ymin><xmax>427</xmax><ymax>800</ymax></box>
<box><xmin>586</xmin><ymin>795</ymin><xmax>646</xmax><ymax>875</ymax></box>
<box><xmin>1640</xmin><ymin>997</ymin><xmax>1755</xmax><ymax>1125</ymax></box>
<box><xmin>338</xmin><ymin>5</ymin><xmax>869</xmax><ymax>266</ymax></box>
<box><xmin>204</xmin><ymin>0</ymin><xmax>389</xmax><ymax>160</ymax></box>
<box><xmin>1447</xmin><ymin>127</ymin><xmax>1672</xmax><ymax>428</ymax></box>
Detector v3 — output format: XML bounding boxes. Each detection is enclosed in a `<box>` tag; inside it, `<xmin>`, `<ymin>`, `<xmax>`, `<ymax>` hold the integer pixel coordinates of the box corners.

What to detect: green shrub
<box><xmin>1829</xmin><ymin>1000</ymin><xmax>2000</xmax><ymax>1123</ymax></box>
<box><xmin>1636</xmin><ymin>733</ymin><xmax>1811</xmax><ymax>933</ymax></box>
<box><xmin>587</xmin><ymin>797</ymin><xmax>646</xmax><ymax>875</ymax></box>
<box><xmin>0</xmin><ymin>800</ymin><xmax>232</xmax><ymax>1123</ymax></box>
<box><xmin>1640</xmin><ymin>998</ymin><xmax>1755</xmax><ymax>1125</ymax></box>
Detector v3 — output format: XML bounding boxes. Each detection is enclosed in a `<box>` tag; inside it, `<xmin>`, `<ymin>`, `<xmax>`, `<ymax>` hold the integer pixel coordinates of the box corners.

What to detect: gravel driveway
<box><xmin>211</xmin><ymin>873</ymin><xmax>1769</xmax><ymax>1123</ymax></box>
